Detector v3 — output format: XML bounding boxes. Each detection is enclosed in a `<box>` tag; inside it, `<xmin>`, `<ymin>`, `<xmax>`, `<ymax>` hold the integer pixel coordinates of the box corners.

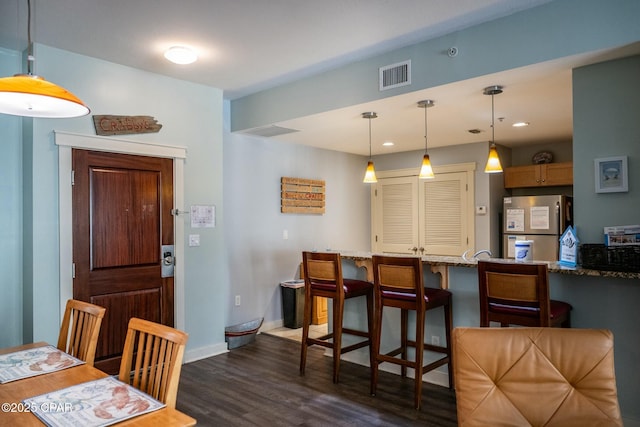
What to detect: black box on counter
<box><xmin>580</xmin><ymin>244</ymin><xmax>640</xmax><ymax>272</ymax></box>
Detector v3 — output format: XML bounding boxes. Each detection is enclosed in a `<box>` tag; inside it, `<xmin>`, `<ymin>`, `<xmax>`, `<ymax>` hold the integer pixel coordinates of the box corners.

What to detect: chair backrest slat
<box><xmin>57</xmin><ymin>299</ymin><xmax>106</xmax><ymax>366</ymax></box>
<box><xmin>372</xmin><ymin>255</ymin><xmax>424</xmax><ymax>301</ymax></box>
<box><xmin>307</xmin><ymin>259</ymin><xmax>337</xmax><ymax>281</ymax></box>
<box><xmin>486</xmin><ymin>271</ymin><xmax>538</xmax><ymax>302</ymax></box>
<box><xmin>378</xmin><ymin>263</ymin><xmax>418</xmax><ymax>291</ymax></box>
<box><xmin>118</xmin><ymin>317</ymin><xmax>188</xmax><ymax>409</ymax></box>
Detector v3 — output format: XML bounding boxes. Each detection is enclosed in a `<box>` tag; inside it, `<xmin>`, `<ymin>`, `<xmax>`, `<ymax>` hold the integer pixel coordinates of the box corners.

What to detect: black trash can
<box><xmin>280</xmin><ymin>280</ymin><xmax>305</xmax><ymax>329</ymax></box>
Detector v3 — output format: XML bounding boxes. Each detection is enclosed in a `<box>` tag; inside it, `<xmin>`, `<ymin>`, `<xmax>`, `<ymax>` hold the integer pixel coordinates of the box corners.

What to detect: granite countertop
<box><xmin>339</xmin><ymin>251</ymin><xmax>640</xmax><ymax>280</ymax></box>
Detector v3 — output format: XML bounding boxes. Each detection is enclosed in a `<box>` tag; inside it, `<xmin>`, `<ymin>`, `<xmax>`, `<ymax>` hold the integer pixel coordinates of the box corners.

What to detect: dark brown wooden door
<box><xmin>72</xmin><ymin>149</ymin><xmax>174</xmax><ymax>374</ymax></box>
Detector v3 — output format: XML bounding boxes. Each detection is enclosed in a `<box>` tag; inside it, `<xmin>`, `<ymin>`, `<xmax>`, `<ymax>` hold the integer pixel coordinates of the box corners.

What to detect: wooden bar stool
<box><xmin>370</xmin><ymin>255</ymin><xmax>453</xmax><ymax>410</ymax></box>
<box><xmin>300</xmin><ymin>251</ymin><xmax>374</xmax><ymax>383</ymax></box>
<box><xmin>477</xmin><ymin>260</ymin><xmax>572</xmax><ymax>327</ymax></box>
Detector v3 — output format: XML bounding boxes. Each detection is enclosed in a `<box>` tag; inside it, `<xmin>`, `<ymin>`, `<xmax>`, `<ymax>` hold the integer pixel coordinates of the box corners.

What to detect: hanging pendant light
<box><xmin>0</xmin><ymin>0</ymin><xmax>90</xmax><ymax>118</ymax></box>
<box><xmin>362</xmin><ymin>112</ymin><xmax>378</xmax><ymax>183</ymax></box>
<box><xmin>417</xmin><ymin>99</ymin><xmax>435</xmax><ymax>179</ymax></box>
<box><xmin>483</xmin><ymin>85</ymin><xmax>503</xmax><ymax>173</ymax></box>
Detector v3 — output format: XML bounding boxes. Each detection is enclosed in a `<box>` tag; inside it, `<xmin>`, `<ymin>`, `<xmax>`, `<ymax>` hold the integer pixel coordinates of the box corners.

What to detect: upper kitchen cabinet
<box><xmin>504</xmin><ymin>162</ymin><xmax>573</xmax><ymax>188</ymax></box>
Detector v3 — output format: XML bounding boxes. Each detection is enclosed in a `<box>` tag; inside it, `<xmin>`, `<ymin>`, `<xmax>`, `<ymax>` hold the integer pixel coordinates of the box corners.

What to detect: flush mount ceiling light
<box><xmin>483</xmin><ymin>85</ymin><xmax>504</xmax><ymax>174</ymax></box>
<box><xmin>164</xmin><ymin>46</ymin><xmax>198</xmax><ymax>65</ymax></box>
<box><xmin>417</xmin><ymin>99</ymin><xmax>435</xmax><ymax>179</ymax></box>
<box><xmin>0</xmin><ymin>0</ymin><xmax>90</xmax><ymax>118</ymax></box>
<box><xmin>513</xmin><ymin>121</ymin><xmax>529</xmax><ymax>127</ymax></box>
<box><xmin>362</xmin><ymin>112</ymin><xmax>378</xmax><ymax>184</ymax></box>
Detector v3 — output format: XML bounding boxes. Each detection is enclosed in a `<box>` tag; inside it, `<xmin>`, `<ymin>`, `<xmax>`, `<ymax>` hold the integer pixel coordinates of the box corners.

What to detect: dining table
<box><xmin>0</xmin><ymin>342</ymin><xmax>196</xmax><ymax>426</ymax></box>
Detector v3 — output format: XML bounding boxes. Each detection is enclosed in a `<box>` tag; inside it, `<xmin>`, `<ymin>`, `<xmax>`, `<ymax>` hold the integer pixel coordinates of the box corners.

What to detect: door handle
<box><xmin>161</xmin><ymin>245</ymin><xmax>175</xmax><ymax>278</ymax></box>
<box><xmin>163</xmin><ymin>252</ymin><xmax>174</xmax><ymax>266</ymax></box>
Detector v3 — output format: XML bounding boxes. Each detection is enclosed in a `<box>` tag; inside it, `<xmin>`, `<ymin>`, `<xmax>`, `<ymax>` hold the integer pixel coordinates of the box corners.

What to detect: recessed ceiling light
<box><xmin>164</xmin><ymin>46</ymin><xmax>198</xmax><ymax>65</ymax></box>
<box><xmin>382</xmin><ymin>141</ymin><xmax>394</xmax><ymax>146</ymax></box>
<box><xmin>512</xmin><ymin>121</ymin><xmax>529</xmax><ymax>127</ymax></box>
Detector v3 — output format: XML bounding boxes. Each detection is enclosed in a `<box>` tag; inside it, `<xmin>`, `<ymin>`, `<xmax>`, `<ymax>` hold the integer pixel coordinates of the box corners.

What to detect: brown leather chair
<box><xmin>477</xmin><ymin>260</ymin><xmax>571</xmax><ymax>327</ymax></box>
<box><xmin>370</xmin><ymin>255</ymin><xmax>453</xmax><ymax>410</ymax></box>
<box><xmin>453</xmin><ymin>327</ymin><xmax>622</xmax><ymax>426</ymax></box>
<box><xmin>300</xmin><ymin>251</ymin><xmax>374</xmax><ymax>383</ymax></box>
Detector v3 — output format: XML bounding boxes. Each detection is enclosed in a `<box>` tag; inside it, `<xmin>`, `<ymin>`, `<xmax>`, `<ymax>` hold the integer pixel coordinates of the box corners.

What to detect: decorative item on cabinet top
<box><xmin>532</xmin><ymin>151</ymin><xmax>553</xmax><ymax>164</ymax></box>
<box><xmin>281</xmin><ymin>177</ymin><xmax>325</xmax><ymax>214</ymax></box>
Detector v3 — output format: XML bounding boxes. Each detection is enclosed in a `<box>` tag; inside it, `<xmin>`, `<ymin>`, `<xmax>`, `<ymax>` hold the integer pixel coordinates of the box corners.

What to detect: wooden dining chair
<box><xmin>477</xmin><ymin>260</ymin><xmax>572</xmax><ymax>327</ymax></box>
<box><xmin>118</xmin><ymin>317</ymin><xmax>189</xmax><ymax>409</ymax></box>
<box><xmin>57</xmin><ymin>299</ymin><xmax>106</xmax><ymax>366</ymax></box>
<box><xmin>300</xmin><ymin>251</ymin><xmax>374</xmax><ymax>384</ymax></box>
<box><xmin>371</xmin><ymin>255</ymin><xmax>453</xmax><ymax>410</ymax></box>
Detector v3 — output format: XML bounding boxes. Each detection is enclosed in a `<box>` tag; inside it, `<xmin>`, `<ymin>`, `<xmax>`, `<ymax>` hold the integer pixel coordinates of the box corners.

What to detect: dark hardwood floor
<box><xmin>176</xmin><ymin>334</ymin><xmax>457</xmax><ymax>426</ymax></box>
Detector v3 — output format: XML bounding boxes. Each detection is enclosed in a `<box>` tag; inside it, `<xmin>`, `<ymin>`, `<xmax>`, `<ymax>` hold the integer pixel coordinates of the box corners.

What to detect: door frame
<box><xmin>55</xmin><ymin>131</ymin><xmax>187</xmax><ymax>331</ymax></box>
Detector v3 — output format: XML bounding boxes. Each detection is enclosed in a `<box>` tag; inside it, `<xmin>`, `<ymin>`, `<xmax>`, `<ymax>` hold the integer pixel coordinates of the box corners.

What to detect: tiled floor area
<box><xmin>263</xmin><ymin>323</ymin><xmax>328</xmax><ymax>343</ymax></box>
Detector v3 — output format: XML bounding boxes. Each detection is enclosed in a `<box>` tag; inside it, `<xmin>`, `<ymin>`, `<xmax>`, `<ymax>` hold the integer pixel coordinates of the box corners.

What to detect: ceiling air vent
<box><xmin>241</xmin><ymin>125</ymin><xmax>299</xmax><ymax>138</ymax></box>
<box><xmin>379</xmin><ymin>60</ymin><xmax>411</xmax><ymax>91</ymax></box>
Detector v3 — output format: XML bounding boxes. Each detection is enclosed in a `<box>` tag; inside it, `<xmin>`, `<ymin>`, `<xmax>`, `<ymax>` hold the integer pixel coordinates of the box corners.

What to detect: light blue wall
<box><xmin>8</xmin><ymin>44</ymin><xmax>227</xmax><ymax>353</ymax></box>
<box><xmin>223</xmin><ymin>107</ymin><xmax>370</xmax><ymax>326</ymax></box>
<box><xmin>573</xmin><ymin>55</ymin><xmax>640</xmax><ymax>243</ymax></box>
<box><xmin>0</xmin><ymin>47</ymin><xmax>22</xmax><ymax>347</ymax></box>
<box><xmin>570</xmin><ymin>56</ymin><xmax>640</xmax><ymax>420</ymax></box>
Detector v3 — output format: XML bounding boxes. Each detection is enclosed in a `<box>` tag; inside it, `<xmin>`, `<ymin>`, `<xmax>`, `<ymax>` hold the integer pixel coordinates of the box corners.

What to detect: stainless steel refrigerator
<box><xmin>502</xmin><ymin>195</ymin><xmax>573</xmax><ymax>262</ymax></box>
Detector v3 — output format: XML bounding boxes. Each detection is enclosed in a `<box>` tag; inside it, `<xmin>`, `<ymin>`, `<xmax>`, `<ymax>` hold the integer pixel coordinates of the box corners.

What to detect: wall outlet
<box><xmin>431</xmin><ymin>335</ymin><xmax>440</xmax><ymax>346</ymax></box>
<box><xmin>235</xmin><ymin>295</ymin><xmax>241</xmax><ymax>306</ymax></box>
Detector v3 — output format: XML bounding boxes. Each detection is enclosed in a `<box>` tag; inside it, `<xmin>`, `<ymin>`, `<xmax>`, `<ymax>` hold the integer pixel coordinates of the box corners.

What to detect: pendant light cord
<box><xmin>368</xmin><ymin>117</ymin><xmax>372</xmax><ymax>159</ymax></box>
<box><xmin>491</xmin><ymin>93</ymin><xmax>495</xmax><ymax>145</ymax></box>
<box><xmin>424</xmin><ymin>105</ymin><xmax>428</xmax><ymax>153</ymax></box>
<box><xmin>26</xmin><ymin>0</ymin><xmax>34</xmax><ymax>75</ymax></box>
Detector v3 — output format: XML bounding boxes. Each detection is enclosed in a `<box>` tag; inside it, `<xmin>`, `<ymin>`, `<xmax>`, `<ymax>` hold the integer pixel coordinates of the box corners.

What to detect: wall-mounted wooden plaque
<box><xmin>93</xmin><ymin>115</ymin><xmax>162</xmax><ymax>136</ymax></box>
<box><xmin>281</xmin><ymin>177</ymin><xmax>325</xmax><ymax>214</ymax></box>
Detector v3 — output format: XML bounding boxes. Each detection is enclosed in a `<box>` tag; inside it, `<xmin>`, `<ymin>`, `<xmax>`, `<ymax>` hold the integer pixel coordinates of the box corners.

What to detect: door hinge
<box><xmin>374</xmin><ymin>189</ymin><xmax>378</xmax><ymax>197</ymax></box>
<box><xmin>72</xmin><ymin>263</ymin><xmax>76</xmax><ymax>279</ymax></box>
<box><xmin>375</xmin><ymin>235</ymin><xmax>378</xmax><ymax>242</ymax></box>
<box><xmin>71</xmin><ymin>170</ymin><xmax>75</xmax><ymax>186</ymax></box>
<box><xmin>466</xmin><ymin>183</ymin><xmax>468</xmax><ymax>191</ymax></box>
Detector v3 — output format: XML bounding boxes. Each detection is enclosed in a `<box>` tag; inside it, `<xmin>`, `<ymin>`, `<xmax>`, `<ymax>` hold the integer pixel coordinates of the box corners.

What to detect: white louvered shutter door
<box><xmin>372</xmin><ymin>176</ymin><xmax>419</xmax><ymax>253</ymax></box>
<box><xmin>419</xmin><ymin>171</ymin><xmax>469</xmax><ymax>255</ymax></box>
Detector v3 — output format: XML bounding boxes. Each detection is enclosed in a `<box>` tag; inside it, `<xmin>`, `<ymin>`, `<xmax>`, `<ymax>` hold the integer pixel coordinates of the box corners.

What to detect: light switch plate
<box><xmin>189</xmin><ymin>234</ymin><xmax>200</xmax><ymax>247</ymax></box>
<box><xmin>475</xmin><ymin>205</ymin><xmax>487</xmax><ymax>215</ymax></box>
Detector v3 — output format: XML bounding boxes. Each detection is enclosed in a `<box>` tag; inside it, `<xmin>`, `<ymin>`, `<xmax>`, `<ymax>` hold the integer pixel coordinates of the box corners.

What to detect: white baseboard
<box><xmin>183</xmin><ymin>319</ymin><xmax>284</xmax><ymax>364</ymax></box>
<box><xmin>184</xmin><ymin>342</ymin><xmax>228</xmax><ymax>364</ymax></box>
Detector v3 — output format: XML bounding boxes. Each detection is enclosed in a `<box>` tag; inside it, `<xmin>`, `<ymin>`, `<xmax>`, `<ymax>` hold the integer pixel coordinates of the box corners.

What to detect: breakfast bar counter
<box><xmin>339</xmin><ymin>251</ymin><xmax>640</xmax><ymax>288</ymax></box>
<box><xmin>335</xmin><ymin>250</ymin><xmax>640</xmax><ymax>424</ymax></box>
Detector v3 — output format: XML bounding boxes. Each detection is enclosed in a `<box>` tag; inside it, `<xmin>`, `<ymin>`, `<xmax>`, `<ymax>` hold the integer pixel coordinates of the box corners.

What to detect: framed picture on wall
<box><xmin>594</xmin><ymin>156</ymin><xmax>628</xmax><ymax>193</ymax></box>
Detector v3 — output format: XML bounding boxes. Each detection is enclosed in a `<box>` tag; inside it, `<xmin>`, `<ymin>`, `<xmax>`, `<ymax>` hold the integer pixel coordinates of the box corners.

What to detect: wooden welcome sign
<box><xmin>281</xmin><ymin>177</ymin><xmax>325</xmax><ymax>214</ymax></box>
<box><xmin>93</xmin><ymin>115</ymin><xmax>162</xmax><ymax>136</ymax></box>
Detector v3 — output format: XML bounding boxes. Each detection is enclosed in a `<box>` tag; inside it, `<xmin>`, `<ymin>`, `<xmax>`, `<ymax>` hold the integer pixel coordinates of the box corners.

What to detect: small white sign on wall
<box><xmin>190</xmin><ymin>205</ymin><xmax>215</xmax><ymax>228</ymax></box>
